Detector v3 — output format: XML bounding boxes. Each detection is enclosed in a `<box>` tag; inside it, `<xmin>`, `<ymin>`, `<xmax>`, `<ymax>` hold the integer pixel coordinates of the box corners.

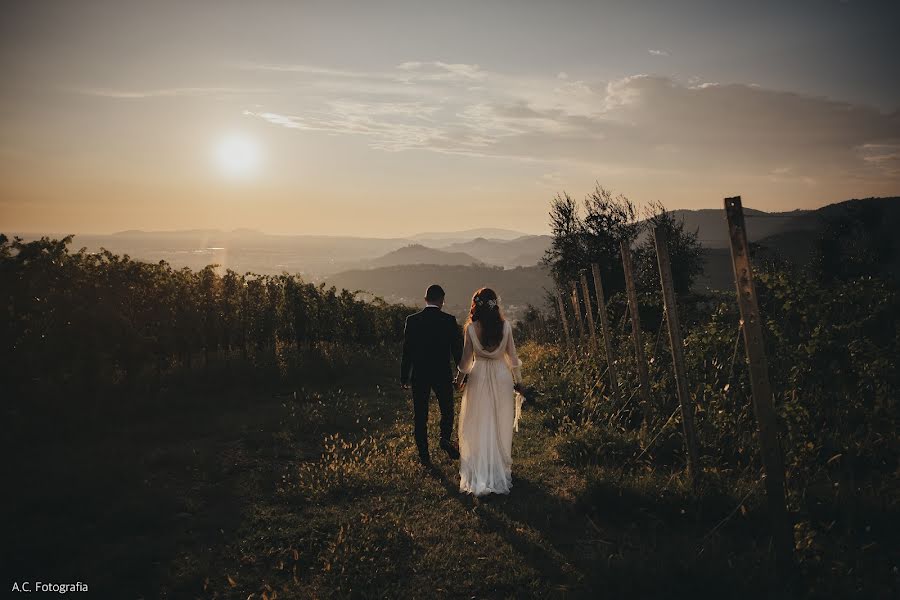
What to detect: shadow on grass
<box><xmin>1</xmin><ymin>410</ymin><xmax>251</xmax><ymax>599</ymax></box>
<box><xmin>2</xmin><ymin>353</ymin><xmax>404</xmax><ymax>599</ymax></box>
<box><xmin>572</xmin><ymin>470</ymin><xmax>784</xmax><ymax>599</ymax></box>
<box><xmin>432</xmin><ymin>471</ymin><xmax>584</xmax><ymax>595</ymax></box>
<box><xmin>428</xmin><ymin>459</ymin><xmax>788</xmax><ymax>599</ymax></box>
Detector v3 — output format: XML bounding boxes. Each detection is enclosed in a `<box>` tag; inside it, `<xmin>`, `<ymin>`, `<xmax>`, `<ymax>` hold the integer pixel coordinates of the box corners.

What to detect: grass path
<box><xmin>192</xmin><ymin>378</ymin><xmax>607</xmax><ymax>599</ymax></box>
<box><xmin>4</xmin><ymin>361</ymin><xmax>607</xmax><ymax>599</ymax></box>
<box><xmin>9</xmin><ymin>356</ymin><xmax>867</xmax><ymax>598</ymax></box>
<box><xmin>182</xmin><ymin>374</ymin><xmax>778</xmax><ymax>599</ymax></box>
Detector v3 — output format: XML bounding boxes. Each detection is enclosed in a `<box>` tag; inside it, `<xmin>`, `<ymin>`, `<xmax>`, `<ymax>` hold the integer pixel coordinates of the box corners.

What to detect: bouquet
<box><xmin>512</xmin><ymin>382</ymin><xmax>539</xmax><ymax>433</ymax></box>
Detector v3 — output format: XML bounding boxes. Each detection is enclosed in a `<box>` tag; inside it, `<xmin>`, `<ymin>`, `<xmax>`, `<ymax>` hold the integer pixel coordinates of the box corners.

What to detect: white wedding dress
<box><xmin>457</xmin><ymin>320</ymin><xmax>524</xmax><ymax>496</ymax></box>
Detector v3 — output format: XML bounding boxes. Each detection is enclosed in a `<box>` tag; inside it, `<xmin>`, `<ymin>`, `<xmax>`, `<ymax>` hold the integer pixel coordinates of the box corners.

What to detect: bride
<box><xmin>455</xmin><ymin>287</ymin><xmax>524</xmax><ymax>497</ymax></box>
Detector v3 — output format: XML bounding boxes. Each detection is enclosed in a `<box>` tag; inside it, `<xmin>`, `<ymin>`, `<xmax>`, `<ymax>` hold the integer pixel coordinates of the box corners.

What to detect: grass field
<box><xmin>3</xmin><ymin>348</ymin><xmax>894</xmax><ymax>599</ymax></box>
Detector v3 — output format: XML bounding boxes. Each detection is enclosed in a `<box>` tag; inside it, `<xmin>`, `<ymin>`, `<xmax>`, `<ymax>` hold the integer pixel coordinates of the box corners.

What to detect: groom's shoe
<box><xmin>439</xmin><ymin>439</ymin><xmax>460</xmax><ymax>460</ymax></box>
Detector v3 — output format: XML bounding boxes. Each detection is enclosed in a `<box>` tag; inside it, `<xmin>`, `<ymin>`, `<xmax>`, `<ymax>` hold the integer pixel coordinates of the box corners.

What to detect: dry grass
<box><xmin>4</xmin><ymin>350</ymin><xmax>896</xmax><ymax>599</ymax></box>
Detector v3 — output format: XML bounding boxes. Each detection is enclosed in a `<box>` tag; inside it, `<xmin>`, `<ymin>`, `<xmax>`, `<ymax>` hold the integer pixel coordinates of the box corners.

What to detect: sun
<box><xmin>214</xmin><ymin>134</ymin><xmax>262</xmax><ymax>179</ymax></box>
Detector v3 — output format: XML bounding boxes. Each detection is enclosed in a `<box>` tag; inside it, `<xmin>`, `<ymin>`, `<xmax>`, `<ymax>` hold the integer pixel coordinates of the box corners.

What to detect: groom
<box><xmin>400</xmin><ymin>284</ymin><xmax>463</xmax><ymax>469</ymax></box>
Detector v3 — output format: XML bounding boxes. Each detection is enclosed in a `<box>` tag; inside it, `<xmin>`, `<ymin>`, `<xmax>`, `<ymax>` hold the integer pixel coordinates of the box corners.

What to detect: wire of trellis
<box><xmin>579</xmin><ymin>364</ymin><xmax>610</xmax><ymax>404</ymax></box>
<box><xmin>630</xmin><ymin>405</ymin><xmax>682</xmax><ymax>463</ymax></box>
<box><xmin>607</xmin><ymin>384</ymin><xmax>642</xmax><ymax>426</ymax></box>
<box><xmin>696</xmin><ymin>467</ymin><xmax>763</xmax><ymax>556</ymax></box>
<box><xmin>559</xmin><ymin>345</ymin><xmax>581</xmax><ymax>378</ymax></box>
<box><xmin>723</xmin><ymin>320</ymin><xmax>744</xmax><ymax>402</ymax></box>
<box><xmin>600</xmin><ymin>309</ymin><xmax>667</xmax><ymax>426</ymax></box>
<box><xmin>648</xmin><ymin>310</ymin><xmax>668</xmax><ymax>373</ymax></box>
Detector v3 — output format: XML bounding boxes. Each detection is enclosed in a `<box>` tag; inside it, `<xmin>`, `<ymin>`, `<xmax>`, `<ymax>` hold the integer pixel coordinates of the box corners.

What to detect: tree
<box><xmin>542</xmin><ymin>184</ymin><xmax>639</xmax><ymax>313</ymax></box>
<box><xmin>582</xmin><ymin>185</ymin><xmax>639</xmax><ymax>299</ymax></box>
<box><xmin>634</xmin><ymin>200</ymin><xmax>703</xmax><ymax>296</ymax></box>
<box><xmin>542</xmin><ymin>192</ymin><xmax>585</xmax><ymax>287</ymax></box>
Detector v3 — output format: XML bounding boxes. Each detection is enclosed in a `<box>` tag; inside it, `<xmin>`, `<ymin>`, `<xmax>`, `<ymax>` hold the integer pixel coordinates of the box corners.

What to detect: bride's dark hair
<box><xmin>466</xmin><ymin>287</ymin><xmax>505</xmax><ymax>349</ymax></box>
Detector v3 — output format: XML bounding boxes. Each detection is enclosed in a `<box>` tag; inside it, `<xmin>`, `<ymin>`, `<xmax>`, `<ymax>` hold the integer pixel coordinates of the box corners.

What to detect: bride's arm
<box><xmin>457</xmin><ymin>324</ymin><xmax>475</xmax><ymax>375</ymax></box>
<box><xmin>504</xmin><ymin>321</ymin><xmax>523</xmax><ymax>384</ymax></box>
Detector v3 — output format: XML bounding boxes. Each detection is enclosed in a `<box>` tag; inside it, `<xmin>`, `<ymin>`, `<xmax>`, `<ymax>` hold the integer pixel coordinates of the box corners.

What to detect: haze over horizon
<box><xmin>2</xmin><ymin>0</ymin><xmax>899</xmax><ymax>237</ymax></box>
<box><xmin>10</xmin><ymin>203</ymin><xmax>826</xmax><ymax>239</ymax></box>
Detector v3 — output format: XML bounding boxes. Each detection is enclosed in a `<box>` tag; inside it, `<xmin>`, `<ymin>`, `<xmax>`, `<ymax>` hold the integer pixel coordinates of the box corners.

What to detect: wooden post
<box><xmin>555</xmin><ymin>288</ymin><xmax>572</xmax><ymax>349</ymax></box>
<box><xmin>654</xmin><ymin>225</ymin><xmax>701</xmax><ymax>487</ymax></box>
<box><xmin>724</xmin><ymin>196</ymin><xmax>794</xmax><ymax>577</ymax></box>
<box><xmin>579</xmin><ymin>272</ymin><xmax>600</xmax><ymax>354</ymax></box>
<box><xmin>570</xmin><ymin>282</ymin><xmax>586</xmax><ymax>341</ymax></box>
<box><xmin>591</xmin><ymin>263</ymin><xmax>620</xmax><ymax>403</ymax></box>
<box><xmin>620</xmin><ymin>240</ymin><xmax>651</xmax><ymax>423</ymax></box>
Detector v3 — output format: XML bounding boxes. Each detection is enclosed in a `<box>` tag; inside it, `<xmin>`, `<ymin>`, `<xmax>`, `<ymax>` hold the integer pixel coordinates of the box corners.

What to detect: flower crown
<box><xmin>474</xmin><ymin>296</ymin><xmax>499</xmax><ymax>309</ymax></box>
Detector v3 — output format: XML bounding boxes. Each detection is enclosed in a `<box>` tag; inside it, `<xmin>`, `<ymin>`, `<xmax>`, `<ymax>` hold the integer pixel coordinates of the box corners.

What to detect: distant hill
<box><xmin>109</xmin><ymin>228</ymin><xmax>266</xmax><ymax>238</ymax></box>
<box><xmin>50</xmin><ymin>231</ymin><xmax>411</xmax><ymax>278</ymax></box>
<box><xmin>635</xmin><ymin>207</ymin><xmax>813</xmax><ymax>248</ymax></box>
<box><xmin>756</xmin><ymin>196</ymin><xmax>900</xmax><ymax>269</ymax></box>
<box><xmin>16</xmin><ymin>198</ymin><xmax>897</xmax><ymax>294</ymax></box>
<box><xmin>326</xmin><ymin>264</ymin><xmax>553</xmax><ymax>321</ymax></box>
<box><xmin>694</xmin><ymin>197</ymin><xmax>900</xmax><ymax>291</ymax></box>
<box><xmin>46</xmin><ymin>228</ymin><xmax>542</xmax><ymax>276</ymax></box>
<box><xmin>367</xmin><ymin>244</ymin><xmax>483</xmax><ymax>268</ymax></box>
<box><xmin>441</xmin><ymin>235</ymin><xmax>553</xmax><ymax>267</ymax></box>
<box><xmin>410</xmin><ymin>228</ymin><xmax>533</xmax><ymax>245</ymax></box>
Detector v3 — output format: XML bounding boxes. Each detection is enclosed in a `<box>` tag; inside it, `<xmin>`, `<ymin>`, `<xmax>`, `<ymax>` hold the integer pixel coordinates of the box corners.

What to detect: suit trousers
<box><xmin>411</xmin><ymin>378</ymin><xmax>454</xmax><ymax>460</ymax></box>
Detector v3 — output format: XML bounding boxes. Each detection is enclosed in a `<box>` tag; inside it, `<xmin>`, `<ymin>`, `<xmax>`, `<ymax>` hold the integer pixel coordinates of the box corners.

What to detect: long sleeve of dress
<box><xmin>458</xmin><ymin>324</ymin><xmax>475</xmax><ymax>374</ymax></box>
<box><xmin>505</xmin><ymin>322</ymin><xmax>523</xmax><ymax>384</ymax></box>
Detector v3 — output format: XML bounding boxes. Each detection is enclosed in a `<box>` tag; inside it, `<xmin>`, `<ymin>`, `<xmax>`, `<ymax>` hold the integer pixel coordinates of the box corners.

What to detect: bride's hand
<box><xmin>455</xmin><ymin>373</ymin><xmax>467</xmax><ymax>391</ymax></box>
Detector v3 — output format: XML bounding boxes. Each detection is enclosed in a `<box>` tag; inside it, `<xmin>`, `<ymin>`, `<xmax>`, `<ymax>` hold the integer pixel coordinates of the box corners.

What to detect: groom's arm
<box><xmin>450</xmin><ymin>317</ymin><xmax>463</xmax><ymax>367</ymax></box>
<box><xmin>400</xmin><ymin>316</ymin><xmax>414</xmax><ymax>386</ymax></box>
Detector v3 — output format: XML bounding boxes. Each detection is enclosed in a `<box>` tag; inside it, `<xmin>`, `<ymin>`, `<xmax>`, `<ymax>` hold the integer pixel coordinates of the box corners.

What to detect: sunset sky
<box><xmin>2</xmin><ymin>0</ymin><xmax>899</xmax><ymax>237</ymax></box>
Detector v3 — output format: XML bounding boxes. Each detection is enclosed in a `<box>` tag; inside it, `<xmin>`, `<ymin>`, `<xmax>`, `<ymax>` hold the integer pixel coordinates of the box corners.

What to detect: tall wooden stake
<box><xmin>570</xmin><ymin>282</ymin><xmax>586</xmax><ymax>341</ymax></box>
<box><xmin>621</xmin><ymin>240</ymin><xmax>651</xmax><ymax>423</ymax></box>
<box><xmin>579</xmin><ymin>272</ymin><xmax>599</xmax><ymax>355</ymax></box>
<box><xmin>555</xmin><ymin>288</ymin><xmax>572</xmax><ymax>349</ymax></box>
<box><xmin>724</xmin><ymin>196</ymin><xmax>794</xmax><ymax>577</ymax></box>
<box><xmin>654</xmin><ymin>225</ymin><xmax>701</xmax><ymax>487</ymax></box>
<box><xmin>591</xmin><ymin>263</ymin><xmax>620</xmax><ymax>403</ymax></box>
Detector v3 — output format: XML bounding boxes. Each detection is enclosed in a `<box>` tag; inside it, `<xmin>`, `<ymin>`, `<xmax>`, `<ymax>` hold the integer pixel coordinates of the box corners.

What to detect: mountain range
<box><xmin>440</xmin><ymin>235</ymin><xmax>553</xmax><ymax>268</ymax></box>
<box><xmin>634</xmin><ymin>207</ymin><xmax>814</xmax><ymax>248</ymax></box>
<box><xmin>12</xmin><ymin>196</ymin><xmax>898</xmax><ymax>316</ymax></box>
<box><xmin>408</xmin><ymin>228</ymin><xmax>534</xmax><ymax>245</ymax></box>
<box><xmin>695</xmin><ymin>197</ymin><xmax>900</xmax><ymax>290</ymax></box>
<box><xmin>327</xmin><ymin>197</ymin><xmax>899</xmax><ymax>315</ymax></box>
<box><xmin>327</xmin><ymin>264</ymin><xmax>551</xmax><ymax>322</ymax></box>
<box><xmin>18</xmin><ymin>228</ymin><xmax>548</xmax><ymax>277</ymax></box>
<box><xmin>367</xmin><ymin>244</ymin><xmax>483</xmax><ymax>268</ymax></box>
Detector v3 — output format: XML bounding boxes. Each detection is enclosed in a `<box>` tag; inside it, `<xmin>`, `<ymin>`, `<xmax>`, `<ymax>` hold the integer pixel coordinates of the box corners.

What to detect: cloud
<box><xmin>237</xmin><ymin>60</ymin><xmax>488</xmax><ymax>85</ymax></box>
<box><xmin>233</xmin><ymin>62</ymin><xmax>369</xmax><ymax>78</ymax></box>
<box><xmin>237</xmin><ymin>61</ymin><xmax>900</xmax><ymax>184</ymax></box>
<box><xmin>244</xmin><ymin>101</ymin><xmax>458</xmax><ymax>153</ymax></box>
<box><xmin>538</xmin><ymin>171</ymin><xmax>566</xmax><ymax>187</ymax></box>
<box><xmin>857</xmin><ymin>143</ymin><xmax>900</xmax><ymax>176</ymax></box>
<box><xmin>71</xmin><ymin>86</ymin><xmax>271</xmax><ymax>99</ymax></box>
<box><xmin>396</xmin><ymin>61</ymin><xmax>487</xmax><ymax>82</ymax></box>
<box><xmin>648</xmin><ymin>49</ymin><xmax>670</xmax><ymax>56</ymax></box>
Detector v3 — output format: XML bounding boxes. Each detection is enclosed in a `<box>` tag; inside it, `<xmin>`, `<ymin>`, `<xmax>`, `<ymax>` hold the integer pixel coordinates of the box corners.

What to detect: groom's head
<box><xmin>424</xmin><ymin>284</ymin><xmax>445</xmax><ymax>308</ymax></box>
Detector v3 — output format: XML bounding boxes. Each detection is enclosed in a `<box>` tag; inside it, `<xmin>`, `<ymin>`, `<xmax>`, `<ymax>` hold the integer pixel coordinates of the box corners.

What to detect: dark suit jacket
<box><xmin>400</xmin><ymin>306</ymin><xmax>463</xmax><ymax>385</ymax></box>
